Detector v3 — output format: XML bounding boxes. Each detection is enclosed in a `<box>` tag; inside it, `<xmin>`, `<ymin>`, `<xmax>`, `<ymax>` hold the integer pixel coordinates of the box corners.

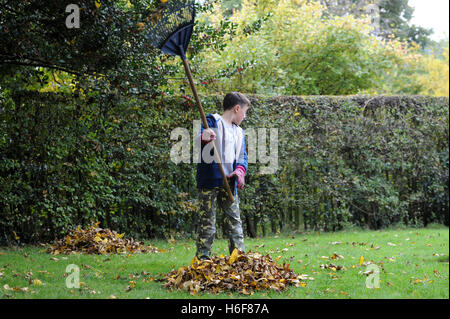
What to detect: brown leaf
<box><xmin>47</xmin><ymin>221</ymin><xmax>160</xmax><ymax>255</ymax></box>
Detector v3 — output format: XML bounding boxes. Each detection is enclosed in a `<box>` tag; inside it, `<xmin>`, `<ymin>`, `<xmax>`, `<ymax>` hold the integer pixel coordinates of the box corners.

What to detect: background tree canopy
<box><xmin>188</xmin><ymin>0</ymin><xmax>448</xmax><ymax>96</ymax></box>
<box><xmin>0</xmin><ymin>0</ymin><xmax>166</xmax><ymax>94</ymax></box>
<box><xmin>0</xmin><ymin>0</ymin><xmax>237</xmax><ymax>96</ymax></box>
<box><xmin>1</xmin><ymin>0</ymin><xmax>447</xmax><ymax>97</ymax></box>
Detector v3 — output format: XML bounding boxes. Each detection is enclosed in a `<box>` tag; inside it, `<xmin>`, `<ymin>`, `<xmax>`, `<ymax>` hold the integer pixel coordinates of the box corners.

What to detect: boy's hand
<box><xmin>227</xmin><ymin>166</ymin><xmax>246</xmax><ymax>189</ymax></box>
<box><xmin>201</xmin><ymin>128</ymin><xmax>216</xmax><ymax>144</ymax></box>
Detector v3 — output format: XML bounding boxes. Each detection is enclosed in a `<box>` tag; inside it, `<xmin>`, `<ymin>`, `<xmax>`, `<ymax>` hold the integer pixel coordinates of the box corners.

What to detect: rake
<box><xmin>146</xmin><ymin>0</ymin><xmax>234</xmax><ymax>203</ymax></box>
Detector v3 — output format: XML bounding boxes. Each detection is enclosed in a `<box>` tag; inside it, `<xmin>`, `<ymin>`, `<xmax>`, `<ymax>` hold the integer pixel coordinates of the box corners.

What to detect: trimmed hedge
<box><xmin>0</xmin><ymin>91</ymin><xmax>448</xmax><ymax>243</ymax></box>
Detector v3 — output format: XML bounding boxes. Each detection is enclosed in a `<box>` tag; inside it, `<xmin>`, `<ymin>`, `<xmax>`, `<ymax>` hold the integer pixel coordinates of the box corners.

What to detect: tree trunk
<box><xmin>245</xmin><ymin>212</ymin><xmax>257</xmax><ymax>238</ymax></box>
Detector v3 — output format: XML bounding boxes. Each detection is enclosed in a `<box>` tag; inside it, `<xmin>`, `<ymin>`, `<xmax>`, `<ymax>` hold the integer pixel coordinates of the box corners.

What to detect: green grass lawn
<box><xmin>0</xmin><ymin>226</ymin><xmax>448</xmax><ymax>299</ymax></box>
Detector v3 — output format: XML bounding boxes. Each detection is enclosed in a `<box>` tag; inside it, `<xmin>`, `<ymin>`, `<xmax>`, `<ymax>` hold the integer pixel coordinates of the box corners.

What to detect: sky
<box><xmin>408</xmin><ymin>0</ymin><xmax>449</xmax><ymax>41</ymax></box>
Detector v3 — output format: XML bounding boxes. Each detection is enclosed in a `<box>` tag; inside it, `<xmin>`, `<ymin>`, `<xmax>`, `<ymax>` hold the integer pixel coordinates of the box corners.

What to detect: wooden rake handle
<box><xmin>181</xmin><ymin>58</ymin><xmax>235</xmax><ymax>203</ymax></box>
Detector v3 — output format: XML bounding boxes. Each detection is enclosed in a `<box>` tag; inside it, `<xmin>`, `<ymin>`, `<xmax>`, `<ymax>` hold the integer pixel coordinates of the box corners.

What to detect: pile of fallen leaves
<box><xmin>47</xmin><ymin>222</ymin><xmax>159</xmax><ymax>255</ymax></box>
<box><xmin>163</xmin><ymin>249</ymin><xmax>307</xmax><ymax>295</ymax></box>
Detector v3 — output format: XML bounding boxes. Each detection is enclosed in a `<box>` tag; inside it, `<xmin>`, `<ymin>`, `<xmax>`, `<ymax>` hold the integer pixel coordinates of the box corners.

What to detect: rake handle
<box><xmin>181</xmin><ymin>57</ymin><xmax>235</xmax><ymax>203</ymax></box>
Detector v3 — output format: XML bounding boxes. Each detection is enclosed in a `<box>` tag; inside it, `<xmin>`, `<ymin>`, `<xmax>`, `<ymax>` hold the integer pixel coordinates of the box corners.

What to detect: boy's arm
<box><xmin>228</xmin><ymin>131</ymin><xmax>248</xmax><ymax>189</ymax></box>
<box><xmin>236</xmin><ymin>130</ymin><xmax>248</xmax><ymax>172</ymax></box>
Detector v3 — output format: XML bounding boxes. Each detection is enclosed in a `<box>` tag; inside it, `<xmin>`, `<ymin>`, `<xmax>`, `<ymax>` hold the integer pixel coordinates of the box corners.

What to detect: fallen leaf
<box><xmin>125</xmin><ymin>280</ymin><xmax>136</xmax><ymax>292</ymax></box>
<box><xmin>32</xmin><ymin>279</ymin><xmax>43</xmax><ymax>286</ymax></box>
<box><xmin>387</xmin><ymin>242</ymin><xmax>396</xmax><ymax>247</ymax></box>
<box><xmin>330</xmin><ymin>253</ymin><xmax>344</xmax><ymax>260</ymax></box>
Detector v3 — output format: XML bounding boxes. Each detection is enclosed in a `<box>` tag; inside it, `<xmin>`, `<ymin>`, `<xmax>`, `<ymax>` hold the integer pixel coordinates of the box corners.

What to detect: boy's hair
<box><xmin>223</xmin><ymin>92</ymin><xmax>250</xmax><ymax>111</ymax></box>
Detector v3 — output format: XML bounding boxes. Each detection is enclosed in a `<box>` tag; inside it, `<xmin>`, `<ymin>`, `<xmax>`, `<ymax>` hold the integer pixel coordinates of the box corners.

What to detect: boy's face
<box><xmin>233</xmin><ymin>104</ymin><xmax>249</xmax><ymax>126</ymax></box>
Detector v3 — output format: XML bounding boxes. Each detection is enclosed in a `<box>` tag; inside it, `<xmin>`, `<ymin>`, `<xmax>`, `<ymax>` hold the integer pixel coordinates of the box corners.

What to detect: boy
<box><xmin>194</xmin><ymin>92</ymin><xmax>250</xmax><ymax>260</ymax></box>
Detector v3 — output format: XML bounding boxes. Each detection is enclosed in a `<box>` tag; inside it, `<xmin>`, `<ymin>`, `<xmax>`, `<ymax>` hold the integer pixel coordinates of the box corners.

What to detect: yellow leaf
<box><xmin>95</xmin><ymin>0</ymin><xmax>101</xmax><ymax>9</ymax></box>
<box><xmin>13</xmin><ymin>231</ymin><xmax>20</xmax><ymax>240</ymax></box>
<box><xmin>229</xmin><ymin>248</ymin><xmax>238</xmax><ymax>265</ymax></box>
<box><xmin>359</xmin><ymin>256</ymin><xmax>364</xmax><ymax>266</ymax></box>
<box><xmin>300</xmin><ymin>282</ymin><xmax>307</xmax><ymax>287</ymax></box>
<box><xmin>33</xmin><ymin>279</ymin><xmax>43</xmax><ymax>286</ymax></box>
<box><xmin>190</xmin><ymin>256</ymin><xmax>198</xmax><ymax>266</ymax></box>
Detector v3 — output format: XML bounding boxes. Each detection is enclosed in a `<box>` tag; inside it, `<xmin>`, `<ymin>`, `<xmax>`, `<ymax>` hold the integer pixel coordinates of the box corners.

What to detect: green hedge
<box><xmin>0</xmin><ymin>91</ymin><xmax>448</xmax><ymax>243</ymax></box>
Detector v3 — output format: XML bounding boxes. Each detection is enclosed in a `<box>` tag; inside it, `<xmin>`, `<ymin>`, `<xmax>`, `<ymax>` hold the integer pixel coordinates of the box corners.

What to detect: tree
<box><xmin>417</xmin><ymin>46</ymin><xmax>449</xmax><ymax>96</ymax></box>
<box><xmin>194</xmin><ymin>0</ymin><xmax>405</xmax><ymax>95</ymax></box>
<box><xmin>0</xmin><ymin>0</ymin><xmax>174</xmax><ymax>95</ymax></box>
<box><xmin>0</xmin><ymin>0</ymin><xmax>240</xmax><ymax>97</ymax></box>
<box><xmin>377</xmin><ymin>0</ymin><xmax>433</xmax><ymax>49</ymax></box>
<box><xmin>319</xmin><ymin>0</ymin><xmax>434</xmax><ymax>49</ymax></box>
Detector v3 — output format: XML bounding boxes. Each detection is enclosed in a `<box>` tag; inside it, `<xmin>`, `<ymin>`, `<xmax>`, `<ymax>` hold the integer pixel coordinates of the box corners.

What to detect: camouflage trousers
<box><xmin>196</xmin><ymin>187</ymin><xmax>245</xmax><ymax>259</ymax></box>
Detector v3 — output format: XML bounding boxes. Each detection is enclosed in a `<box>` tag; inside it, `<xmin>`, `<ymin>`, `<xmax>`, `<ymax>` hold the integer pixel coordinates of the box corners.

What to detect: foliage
<box><xmin>296</xmin><ymin>0</ymin><xmax>434</xmax><ymax>49</ymax></box>
<box><xmin>47</xmin><ymin>221</ymin><xmax>160</xmax><ymax>255</ymax></box>
<box><xmin>0</xmin><ymin>0</ymin><xmax>172</xmax><ymax>96</ymax></box>
<box><xmin>376</xmin><ymin>0</ymin><xmax>434</xmax><ymax>49</ymax></box>
<box><xmin>0</xmin><ymin>0</ymin><xmax>238</xmax><ymax>97</ymax></box>
<box><xmin>192</xmin><ymin>0</ymin><xmax>419</xmax><ymax>96</ymax></box>
<box><xmin>416</xmin><ymin>47</ymin><xmax>449</xmax><ymax>97</ymax></box>
<box><xmin>367</xmin><ymin>41</ymin><xmax>450</xmax><ymax>96</ymax></box>
<box><xmin>0</xmin><ymin>91</ymin><xmax>448</xmax><ymax>243</ymax></box>
<box><xmin>163</xmin><ymin>249</ymin><xmax>303</xmax><ymax>295</ymax></box>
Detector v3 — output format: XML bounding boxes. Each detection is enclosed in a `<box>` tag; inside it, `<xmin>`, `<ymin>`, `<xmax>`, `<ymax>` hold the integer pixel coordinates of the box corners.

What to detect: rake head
<box><xmin>146</xmin><ymin>0</ymin><xmax>196</xmax><ymax>59</ymax></box>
